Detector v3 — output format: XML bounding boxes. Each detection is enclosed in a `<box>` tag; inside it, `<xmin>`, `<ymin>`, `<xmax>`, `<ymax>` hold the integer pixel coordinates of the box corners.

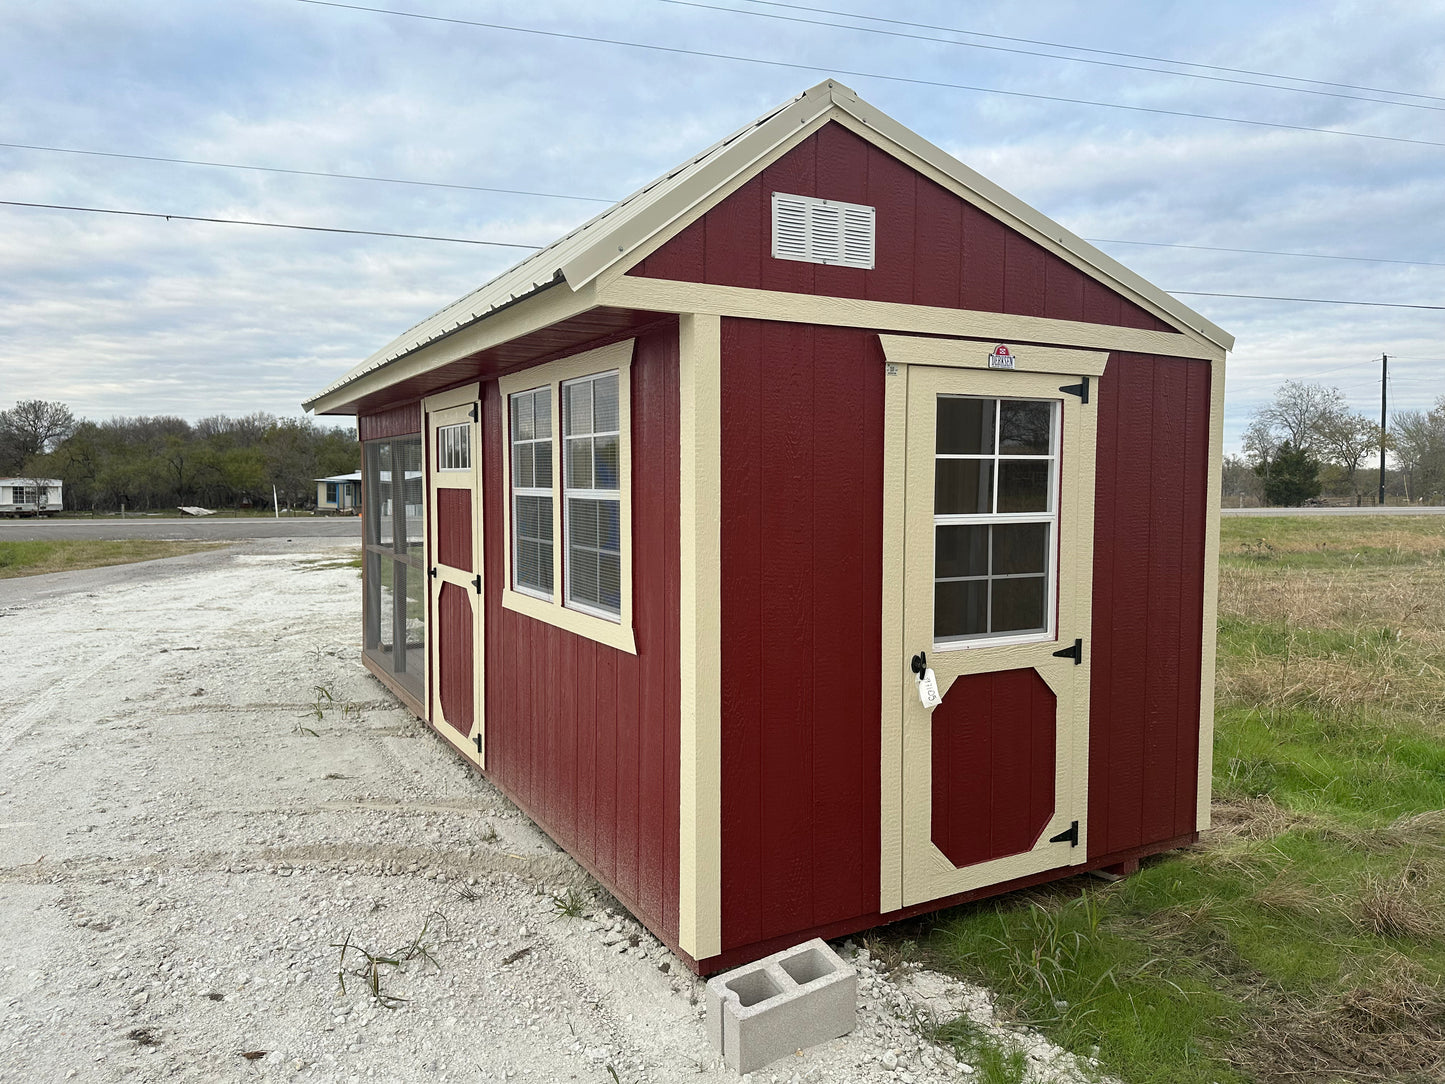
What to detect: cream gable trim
<box><xmin>497</xmin><ymin>339</ymin><xmax>638</xmax><ymax>656</ymax></box>
<box><xmin>600</xmin><ymin>277</ymin><xmax>1224</xmax><ymax>363</ymax></box>
<box><xmin>677</xmin><ymin>313</ymin><xmax>722</xmax><ymax>960</ymax></box>
<box><xmin>821</xmin><ymin>105</ymin><xmax>1232</xmax><ymax>353</ymax></box>
<box><xmin>561</xmin><ymin>92</ymin><xmax>838</xmax><ymax>289</ymax></box>
<box><xmin>573</xmin><ymin>86</ymin><xmax>1232</xmax><ymax>353</ymax></box>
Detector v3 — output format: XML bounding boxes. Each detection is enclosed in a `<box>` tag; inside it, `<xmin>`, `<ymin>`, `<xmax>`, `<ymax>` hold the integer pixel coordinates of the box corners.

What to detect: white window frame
<box><xmin>562</xmin><ymin>371</ymin><xmax>623</xmax><ymax>621</ymax></box>
<box><xmin>933</xmin><ymin>395</ymin><xmax>1060</xmax><ymax>652</ymax></box>
<box><xmin>436</xmin><ymin>422</ymin><xmax>473</xmax><ymax>472</ymax></box>
<box><xmin>498</xmin><ymin>339</ymin><xmax>637</xmax><ymax>655</ymax></box>
<box><xmin>508</xmin><ymin>386</ymin><xmax>555</xmax><ymax>602</ymax></box>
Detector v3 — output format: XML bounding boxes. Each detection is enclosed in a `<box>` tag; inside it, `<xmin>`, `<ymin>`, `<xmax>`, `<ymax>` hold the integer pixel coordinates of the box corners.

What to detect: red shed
<box><xmin>305</xmin><ymin>80</ymin><xmax>1233</xmax><ymax>975</ymax></box>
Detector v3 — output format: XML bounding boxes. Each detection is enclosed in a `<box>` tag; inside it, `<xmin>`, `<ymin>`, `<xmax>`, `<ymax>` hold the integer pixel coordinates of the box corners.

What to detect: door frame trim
<box><xmin>878</xmin><ymin>335</ymin><xmax>1106</xmax><ymax>913</ymax></box>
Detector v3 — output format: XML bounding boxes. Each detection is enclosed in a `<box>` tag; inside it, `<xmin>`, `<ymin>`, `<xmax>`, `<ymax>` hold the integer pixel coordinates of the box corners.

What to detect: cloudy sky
<box><xmin>1</xmin><ymin>0</ymin><xmax>1441</xmax><ymax>452</ymax></box>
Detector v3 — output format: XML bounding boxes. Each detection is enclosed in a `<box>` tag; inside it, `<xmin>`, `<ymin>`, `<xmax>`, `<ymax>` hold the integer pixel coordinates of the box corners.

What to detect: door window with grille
<box><xmin>933</xmin><ymin>396</ymin><xmax>1058</xmax><ymax>646</ymax></box>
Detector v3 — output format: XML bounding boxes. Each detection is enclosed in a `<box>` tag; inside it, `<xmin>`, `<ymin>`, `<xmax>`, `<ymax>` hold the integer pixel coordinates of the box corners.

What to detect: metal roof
<box><xmin>305</xmin><ymin>79</ymin><xmax>1231</xmax><ymax>412</ymax></box>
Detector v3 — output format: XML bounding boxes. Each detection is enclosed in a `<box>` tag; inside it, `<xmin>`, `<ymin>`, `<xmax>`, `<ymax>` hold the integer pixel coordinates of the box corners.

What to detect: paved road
<box><xmin>0</xmin><ymin>515</ymin><xmax>361</xmax><ymax>540</ymax></box>
<box><xmin>1221</xmin><ymin>506</ymin><xmax>1445</xmax><ymax>517</ymax></box>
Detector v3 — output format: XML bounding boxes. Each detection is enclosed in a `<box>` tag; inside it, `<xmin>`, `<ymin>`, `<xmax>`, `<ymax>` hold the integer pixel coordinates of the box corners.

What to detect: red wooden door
<box><xmin>883</xmin><ymin>346</ymin><xmax>1103</xmax><ymax>908</ymax></box>
<box><xmin>426</xmin><ymin>393</ymin><xmax>484</xmax><ymax>766</ymax></box>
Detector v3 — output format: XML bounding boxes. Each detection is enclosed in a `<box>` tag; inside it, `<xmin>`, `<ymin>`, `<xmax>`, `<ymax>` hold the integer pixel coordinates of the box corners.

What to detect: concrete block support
<box><xmin>705</xmin><ymin>938</ymin><xmax>857</xmax><ymax>1074</ymax></box>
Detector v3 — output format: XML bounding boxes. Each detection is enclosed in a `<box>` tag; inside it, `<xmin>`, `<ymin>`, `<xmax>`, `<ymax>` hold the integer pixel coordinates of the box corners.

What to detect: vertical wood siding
<box><xmin>437</xmin><ymin>581</ymin><xmax>474</xmax><ymax>737</ymax></box>
<box><xmin>481</xmin><ymin>325</ymin><xmax>682</xmax><ymax>943</ymax></box>
<box><xmin>359</xmin><ymin>402</ymin><xmax>422</xmax><ymax>441</ymax></box>
<box><xmin>718</xmin><ymin>318</ymin><xmax>884</xmax><ymax>954</ymax></box>
<box><xmin>632</xmin><ymin>122</ymin><xmax>1173</xmax><ymax>332</ymax></box>
<box><xmin>931</xmin><ymin>668</ymin><xmax>1056</xmax><ymax>868</ymax></box>
<box><xmin>436</xmin><ymin>489</ymin><xmax>473</xmax><ymax>572</ymax></box>
<box><xmin>1088</xmin><ymin>353</ymin><xmax>1211</xmax><ymax>858</ymax></box>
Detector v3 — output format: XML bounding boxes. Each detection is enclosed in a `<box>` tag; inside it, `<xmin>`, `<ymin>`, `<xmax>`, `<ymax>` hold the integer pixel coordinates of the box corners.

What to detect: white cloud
<box><xmin>0</xmin><ymin>0</ymin><xmax>1439</xmax><ymax>455</ymax></box>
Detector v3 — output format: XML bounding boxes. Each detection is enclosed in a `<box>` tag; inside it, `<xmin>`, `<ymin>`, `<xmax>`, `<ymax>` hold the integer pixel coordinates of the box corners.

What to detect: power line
<box><xmin>6</xmin><ymin>201</ymin><xmax>1445</xmax><ymax>314</ymax></box>
<box><xmin>0</xmin><ymin>200</ymin><xmax>546</xmax><ymax>248</ymax></box>
<box><xmin>0</xmin><ymin>141</ymin><xmax>614</xmax><ymax>203</ymax></box>
<box><xmin>662</xmin><ymin>0</ymin><xmax>1445</xmax><ymax>113</ymax></box>
<box><xmin>292</xmin><ymin>0</ymin><xmax>1445</xmax><ymax>152</ymax></box>
<box><xmin>1170</xmin><ymin>290</ymin><xmax>1445</xmax><ymax>311</ymax></box>
<box><xmin>6</xmin><ymin>139</ymin><xmax>1445</xmax><ymax>271</ymax></box>
<box><xmin>734</xmin><ymin>0</ymin><xmax>1445</xmax><ymax>105</ymax></box>
<box><xmin>1086</xmin><ymin>238</ymin><xmax>1445</xmax><ymax>269</ymax></box>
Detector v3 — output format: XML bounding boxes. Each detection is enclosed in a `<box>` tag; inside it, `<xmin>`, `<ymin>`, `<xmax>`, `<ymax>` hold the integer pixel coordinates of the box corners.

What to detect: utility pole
<box><xmin>1378</xmin><ymin>353</ymin><xmax>1388</xmax><ymax>507</ymax></box>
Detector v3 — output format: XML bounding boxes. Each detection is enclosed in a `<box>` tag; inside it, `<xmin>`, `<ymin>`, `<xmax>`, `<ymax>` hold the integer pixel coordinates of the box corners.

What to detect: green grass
<box><xmin>297</xmin><ymin>550</ymin><xmax>363</xmax><ymax>572</ymax></box>
<box><xmin>0</xmin><ymin>539</ymin><xmax>225</xmax><ymax>578</ymax></box>
<box><xmin>893</xmin><ymin>514</ymin><xmax>1445</xmax><ymax>1084</ymax></box>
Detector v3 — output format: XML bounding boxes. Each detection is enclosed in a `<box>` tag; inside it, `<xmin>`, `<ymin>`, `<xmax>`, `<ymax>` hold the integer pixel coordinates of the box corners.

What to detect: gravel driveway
<box><xmin>0</xmin><ymin>542</ymin><xmax>1093</xmax><ymax>1083</ymax></box>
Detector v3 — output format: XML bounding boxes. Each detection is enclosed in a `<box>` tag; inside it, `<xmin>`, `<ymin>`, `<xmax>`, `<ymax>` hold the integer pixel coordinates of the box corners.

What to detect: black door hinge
<box><xmin>468</xmin><ymin>403</ymin><xmax>479</xmax><ymax>422</ymax></box>
<box><xmin>474</xmin><ymin>732</ymin><xmax>483</xmax><ymax>755</ymax></box>
<box><xmin>1052</xmin><ymin>637</ymin><xmax>1083</xmax><ymax>664</ymax></box>
<box><xmin>428</xmin><ymin>567</ymin><xmax>438</xmax><ymax>579</ymax></box>
<box><xmin>472</xmin><ymin>574</ymin><xmax>482</xmax><ymax>594</ymax></box>
<box><xmin>1060</xmin><ymin>377</ymin><xmax>1090</xmax><ymax>403</ymax></box>
<box><xmin>1049</xmin><ymin>820</ymin><xmax>1080</xmax><ymax>847</ymax></box>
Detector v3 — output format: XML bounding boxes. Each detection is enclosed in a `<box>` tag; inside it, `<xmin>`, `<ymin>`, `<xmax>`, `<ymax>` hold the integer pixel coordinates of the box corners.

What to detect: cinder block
<box><xmin>705</xmin><ymin>938</ymin><xmax>857</xmax><ymax>1075</ymax></box>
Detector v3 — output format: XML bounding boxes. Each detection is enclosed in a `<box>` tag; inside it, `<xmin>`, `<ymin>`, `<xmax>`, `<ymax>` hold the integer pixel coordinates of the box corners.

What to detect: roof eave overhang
<box><xmin>305</xmin><ymin>274</ymin><xmax>589</xmax><ymax>416</ymax></box>
<box><xmin>304</xmin><ymin>274</ymin><xmax>571</xmax><ymax>415</ymax></box>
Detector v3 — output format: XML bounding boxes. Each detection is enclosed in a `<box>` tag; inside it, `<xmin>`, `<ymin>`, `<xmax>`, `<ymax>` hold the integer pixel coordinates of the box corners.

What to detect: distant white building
<box><xmin>0</xmin><ymin>478</ymin><xmax>62</xmax><ymax>516</ymax></box>
<box><xmin>315</xmin><ymin>471</ymin><xmax>362</xmax><ymax>512</ymax></box>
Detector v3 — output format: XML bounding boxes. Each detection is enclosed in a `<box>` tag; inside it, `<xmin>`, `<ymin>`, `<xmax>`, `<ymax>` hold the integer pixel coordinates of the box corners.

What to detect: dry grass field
<box><xmin>887</xmin><ymin>515</ymin><xmax>1445</xmax><ymax>1084</ymax></box>
<box><xmin>0</xmin><ymin>539</ymin><xmax>224</xmax><ymax>578</ymax></box>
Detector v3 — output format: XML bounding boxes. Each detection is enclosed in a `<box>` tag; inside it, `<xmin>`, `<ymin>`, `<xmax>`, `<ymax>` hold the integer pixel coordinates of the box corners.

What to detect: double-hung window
<box><xmin>563</xmin><ymin>373</ymin><xmax>621</xmax><ymax>618</ymax></box>
<box><xmin>499</xmin><ymin>339</ymin><xmax>636</xmax><ymax>654</ymax></box>
<box><xmin>510</xmin><ymin>387</ymin><xmax>554</xmax><ymax>598</ymax></box>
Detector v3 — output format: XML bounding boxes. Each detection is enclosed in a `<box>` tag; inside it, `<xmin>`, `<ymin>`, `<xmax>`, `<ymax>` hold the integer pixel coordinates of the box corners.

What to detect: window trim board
<box><xmin>498</xmin><ymin>338</ymin><xmax>638</xmax><ymax>655</ymax></box>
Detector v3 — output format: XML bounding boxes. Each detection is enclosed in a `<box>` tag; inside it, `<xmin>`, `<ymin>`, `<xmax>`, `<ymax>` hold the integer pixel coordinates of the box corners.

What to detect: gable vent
<box><xmin>771</xmin><ymin>192</ymin><xmax>875</xmax><ymax>269</ymax></box>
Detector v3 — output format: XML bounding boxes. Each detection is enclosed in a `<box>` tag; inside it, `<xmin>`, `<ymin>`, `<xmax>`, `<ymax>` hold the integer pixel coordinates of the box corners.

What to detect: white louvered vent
<box><xmin>771</xmin><ymin>192</ymin><xmax>875</xmax><ymax>269</ymax></box>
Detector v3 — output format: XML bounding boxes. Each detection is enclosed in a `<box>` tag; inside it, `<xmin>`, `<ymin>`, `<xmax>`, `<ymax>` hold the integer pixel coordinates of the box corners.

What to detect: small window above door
<box><xmin>436</xmin><ymin>422</ymin><xmax>472</xmax><ymax>471</ymax></box>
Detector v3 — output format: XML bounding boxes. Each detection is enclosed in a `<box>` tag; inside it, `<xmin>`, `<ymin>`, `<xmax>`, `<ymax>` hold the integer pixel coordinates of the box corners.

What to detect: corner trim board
<box><xmin>677</xmin><ymin>313</ymin><xmax>723</xmax><ymax>960</ymax></box>
<box><xmin>1197</xmin><ymin>355</ymin><xmax>1227</xmax><ymax>831</ymax></box>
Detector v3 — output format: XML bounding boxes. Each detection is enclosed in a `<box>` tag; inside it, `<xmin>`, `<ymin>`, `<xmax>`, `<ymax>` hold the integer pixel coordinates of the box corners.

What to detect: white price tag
<box><xmin>917</xmin><ymin>667</ymin><xmax>942</xmax><ymax>710</ymax></box>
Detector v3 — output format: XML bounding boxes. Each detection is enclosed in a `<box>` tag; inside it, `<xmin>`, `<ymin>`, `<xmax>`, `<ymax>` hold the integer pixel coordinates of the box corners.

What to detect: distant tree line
<box><xmin>0</xmin><ymin>400</ymin><xmax>358</xmax><ymax>513</ymax></box>
<box><xmin>1222</xmin><ymin>382</ymin><xmax>1445</xmax><ymax>507</ymax></box>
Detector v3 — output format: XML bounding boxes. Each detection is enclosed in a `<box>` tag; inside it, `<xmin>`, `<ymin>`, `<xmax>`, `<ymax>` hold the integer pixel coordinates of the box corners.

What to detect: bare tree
<box><xmin>1221</xmin><ymin>453</ymin><xmax>1264</xmax><ymax>506</ymax></box>
<box><xmin>0</xmin><ymin>400</ymin><xmax>76</xmax><ymax>474</ymax></box>
<box><xmin>1315</xmin><ymin>409</ymin><xmax>1382</xmax><ymax>499</ymax></box>
<box><xmin>1241</xmin><ymin>416</ymin><xmax>1281</xmax><ymax>478</ymax></box>
<box><xmin>1251</xmin><ymin>381</ymin><xmax>1346</xmax><ymax>457</ymax></box>
<box><xmin>1392</xmin><ymin>399</ymin><xmax>1445</xmax><ymax>503</ymax></box>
